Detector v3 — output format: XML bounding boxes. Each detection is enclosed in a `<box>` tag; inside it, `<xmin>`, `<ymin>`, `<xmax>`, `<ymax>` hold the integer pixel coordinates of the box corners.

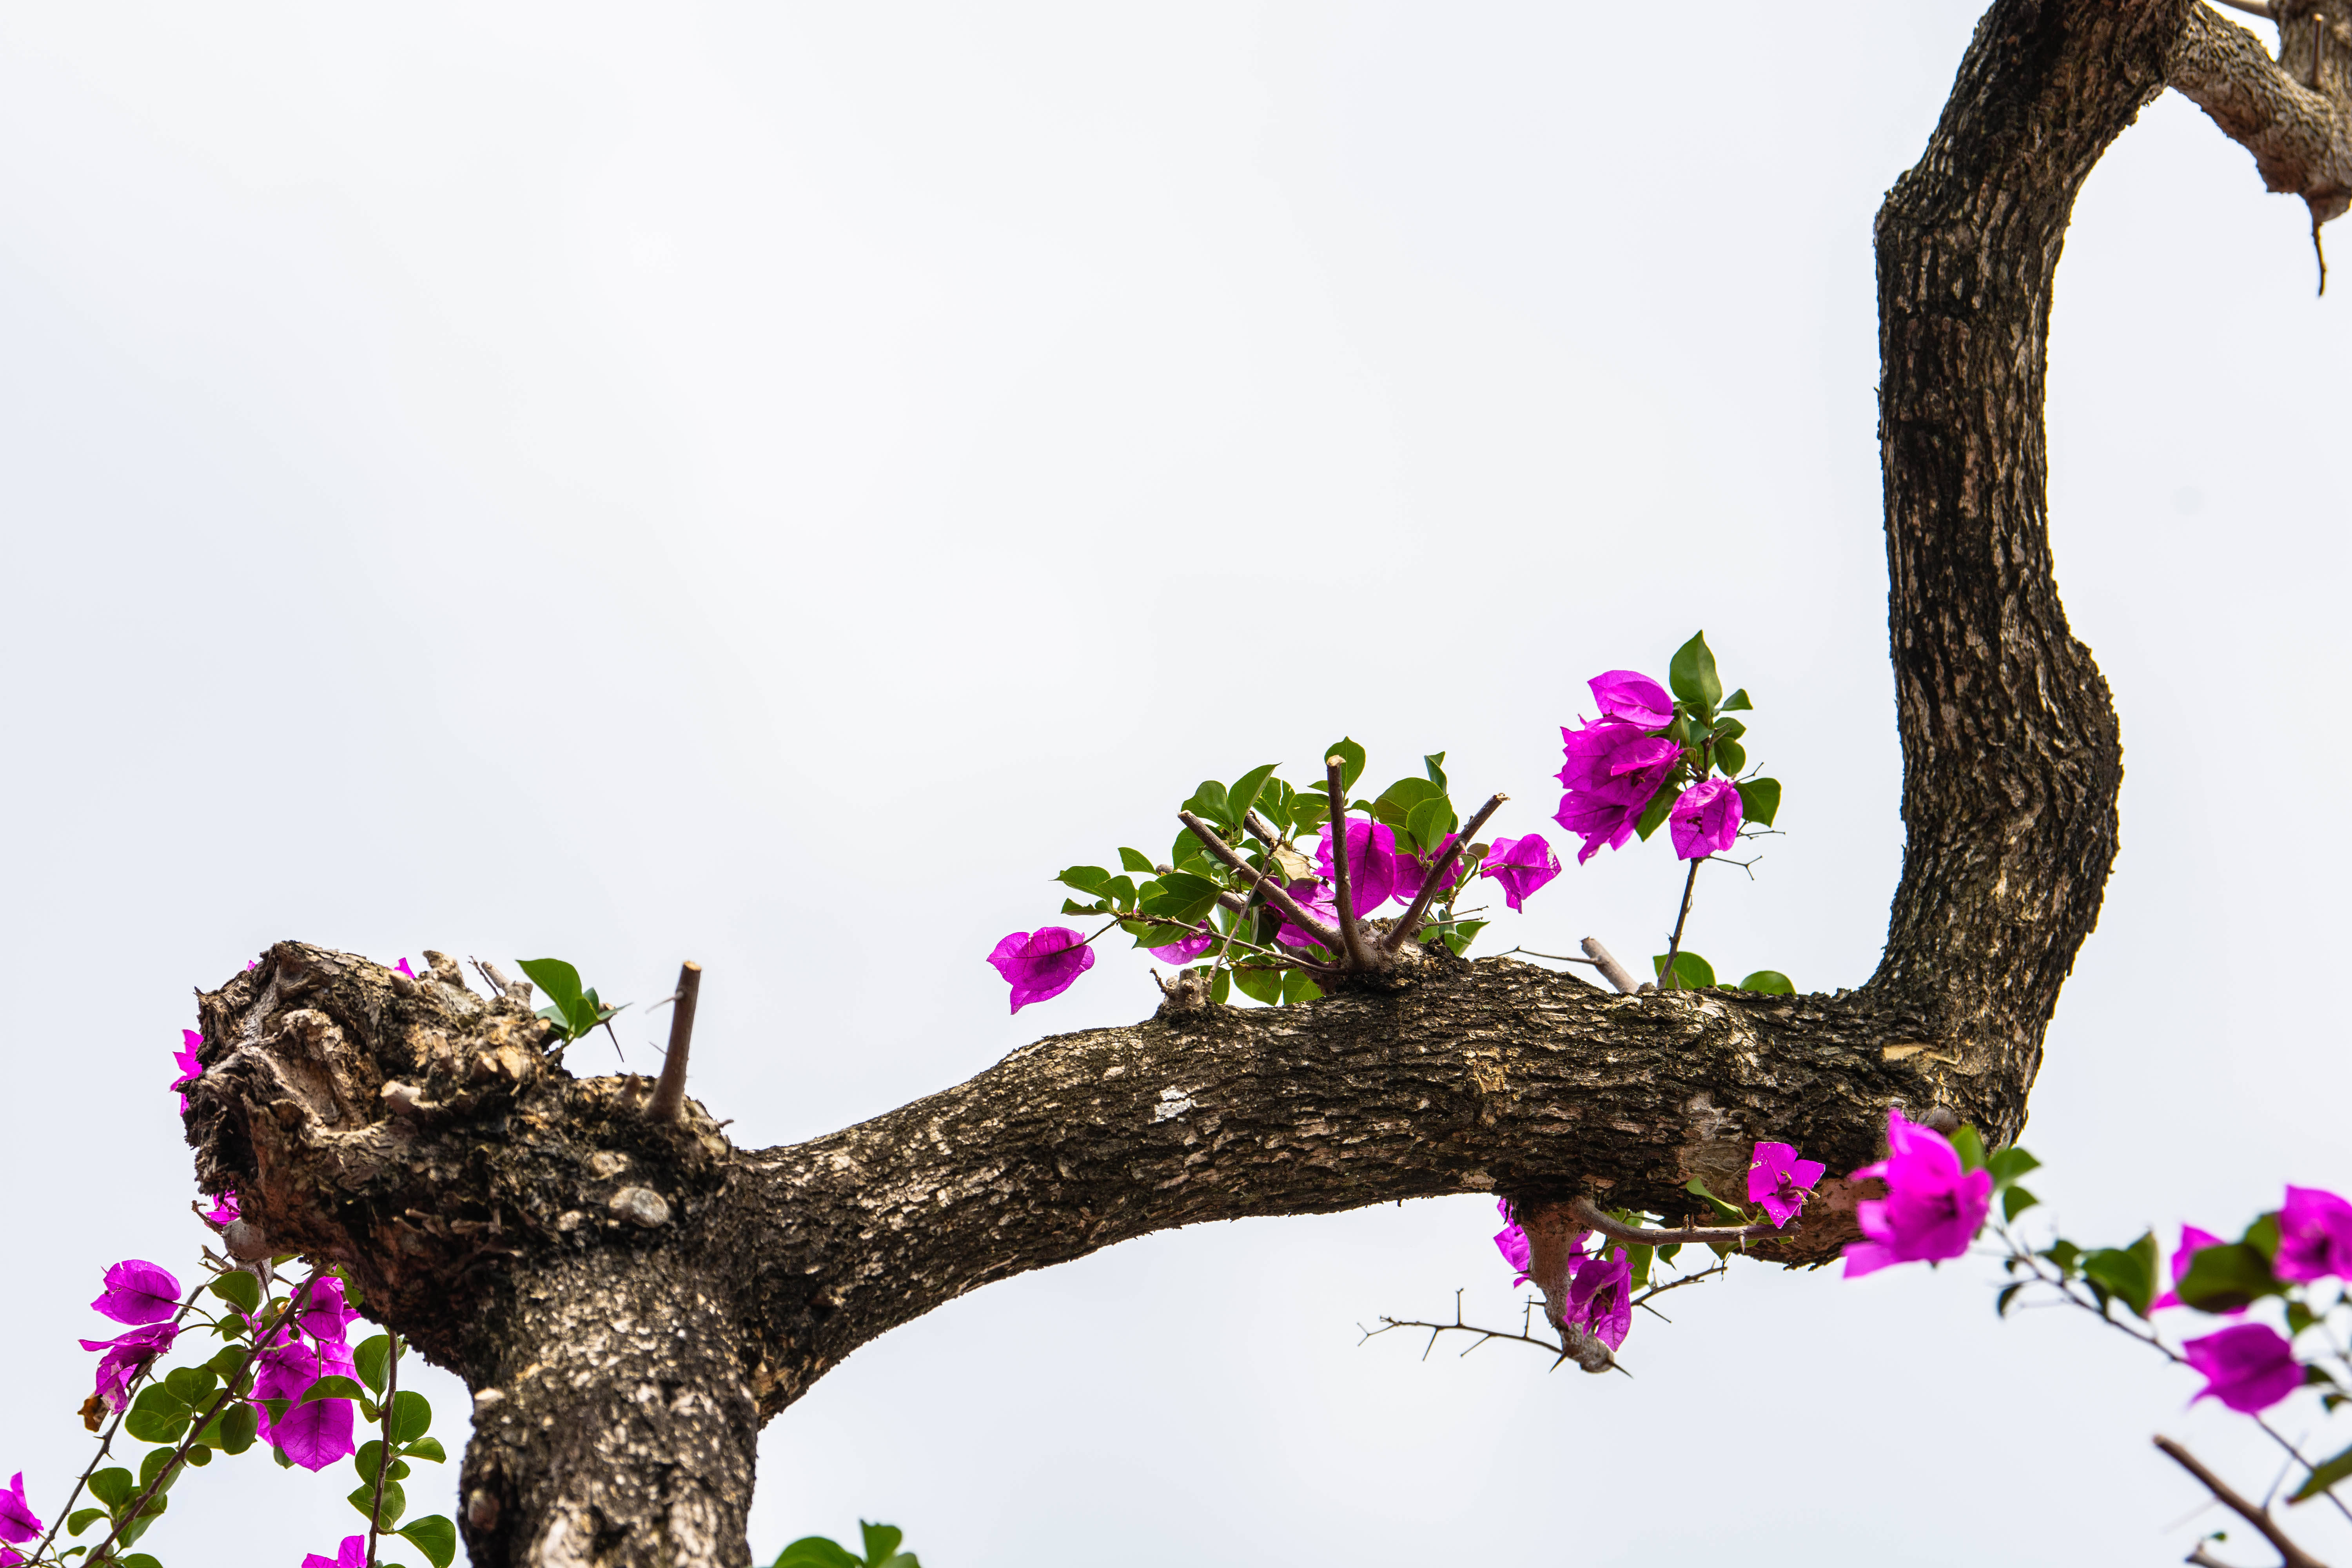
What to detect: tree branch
<box><xmin>1568</xmin><ymin>1195</ymin><xmax>1784</xmax><ymax>1248</ymax></box>
<box><xmin>1176</xmin><ymin>810</ymin><xmax>1343</xmax><ymax>950</ymax></box>
<box><xmin>2155</xmin><ymin>1436</ymin><xmax>2330</xmax><ymax>1568</ymax></box>
<box><xmin>1323</xmin><ymin>757</ymin><xmax>1372</xmax><ymax>969</ymax></box>
<box><xmin>2170</xmin><ymin>0</ymin><xmax>2352</xmax><ymax>233</ymax></box>
<box><xmin>1381</xmin><ymin>793</ymin><xmax>1506</xmax><ymax>953</ymax></box>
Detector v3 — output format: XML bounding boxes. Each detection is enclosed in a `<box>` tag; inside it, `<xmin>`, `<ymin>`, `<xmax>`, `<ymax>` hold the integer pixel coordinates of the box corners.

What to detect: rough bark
<box><xmin>2170</xmin><ymin>0</ymin><xmax>2352</xmax><ymax>231</ymax></box>
<box><xmin>175</xmin><ymin>2</ymin><xmax>2258</xmax><ymax>1563</ymax></box>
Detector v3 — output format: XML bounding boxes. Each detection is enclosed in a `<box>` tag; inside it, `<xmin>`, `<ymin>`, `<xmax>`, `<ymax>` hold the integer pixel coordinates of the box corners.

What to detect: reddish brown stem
<box><xmin>1324</xmin><ymin>757</ymin><xmax>1370</xmax><ymax>969</ymax></box>
<box><xmin>647</xmin><ymin>961</ymin><xmax>702</xmax><ymax>1123</ymax></box>
<box><xmin>1176</xmin><ymin>811</ymin><xmax>1342</xmax><ymax>950</ymax></box>
<box><xmin>1382</xmin><ymin>793</ymin><xmax>1505</xmax><ymax>953</ymax></box>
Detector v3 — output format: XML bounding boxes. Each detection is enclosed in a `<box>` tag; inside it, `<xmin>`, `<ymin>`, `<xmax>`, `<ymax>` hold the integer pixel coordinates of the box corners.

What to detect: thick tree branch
<box><xmin>176</xmin><ymin>3</ymin><xmax>2186</xmax><ymax>1561</ymax></box>
<box><xmin>2170</xmin><ymin>0</ymin><xmax>2352</xmax><ymax>230</ymax></box>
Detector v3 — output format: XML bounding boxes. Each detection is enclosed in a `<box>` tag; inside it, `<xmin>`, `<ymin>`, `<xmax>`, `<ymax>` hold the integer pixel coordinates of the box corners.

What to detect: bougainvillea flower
<box><xmin>1315</xmin><ymin>818</ymin><xmax>1400</xmax><ymax>912</ymax></box>
<box><xmin>1393</xmin><ymin>834</ymin><xmax>1465</xmax><ymax>907</ymax></box>
<box><xmin>2182</xmin><ymin>1322</ymin><xmax>2303</xmax><ymax>1414</ymax></box>
<box><xmin>250</xmin><ymin>1333</ymin><xmax>359</xmax><ymax>1470</ymax></box>
<box><xmin>2275</xmin><ymin>1186</ymin><xmax>2352</xmax><ymax>1283</ymax></box>
<box><xmin>985</xmin><ymin>928</ymin><xmax>1095</xmax><ymax>1013</ymax></box>
<box><xmin>78</xmin><ymin>1323</ymin><xmax>177</xmax><ymax>1413</ymax></box>
<box><xmin>201</xmin><ymin>1189</ymin><xmax>241</xmax><ymax>1227</ymax></box>
<box><xmin>395</xmin><ymin>958</ymin><xmax>414</xmax><ymax>978</ymax></box>
<box><xmin>295</xmin><ymin>1276</ymin><xmax>361</xmax><ymax>1345</ymax></box>
<box><xmin>1480</xmin><ymin>835</ymin><xmax>1561</xmax><ymax>913</ymax></box>
<box><xmin>305</xmin><ymin>1537</ymin><xmax>369</xmax><ymax>1568</ymax></box>
<box><xmin>1747</xmin><ymin>1142</ymin><xmax>1826</xmax><ymax>1229</ymax></box>
<box><xmin>1147</xmin><ymin>924</ymin><xmax>1217</xmax><ymax>964</ymax></box>
<box><xmin>1841</xmin><ymin>1107</ymin><xmax>1992</xmax><ymax>1277</ymax></box>
<box><xmin>2150</xmin><ymin>1225</ymin><xmax>2230</xmax><ymax>1312</ymax></box>
<box><xmin>92</xmin><ymin>1260</ymin><xmax>181</xmax><ymax>1325</ymax></box>
<box><xmin>301</xmin><ymin>1537</ymin><xmax>369</xmax><ymax>1568</ymax></box>
<box><xmin>171</xmin><ymin>1029</ymin><xmax>204</xmax><ymax>1113</ymax></box>
<box><xmin>1565</xmin><ymin>1246</ymin><xmax>1632</xmax><ymax>1350</ymax></box>
<box><xmin>1274</xmin><ymin>880</ymin><xmax>1339</xmax><ymax>950</ymax></box>
<box><xmin>1494</xmin><ymin>1199</ymin><xmax>1533</xmax><ymax>1288</ymax></box>
<box><xmin>1667</xmin><ymin>778</ymin><xmax>1743</xmax><ymax>860</ymax></box>
<box><xmin>1588</xmin><ymin>670</ymin><xmax>1673</xmax><ymax>729</ymax></box>
<box><xmin>1555</xmin><ymin>723</ymin><xmax>1684</xmax><ymax>863</ymax></box>
<box><xmin>0</xmin><ymin>1472</ymin><xmax>41</xmax><ymax>1544</ymax></box>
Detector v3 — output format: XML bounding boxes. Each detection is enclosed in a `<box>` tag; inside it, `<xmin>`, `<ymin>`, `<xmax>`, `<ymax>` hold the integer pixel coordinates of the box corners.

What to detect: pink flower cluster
<box><xmin>1553</xmin><ymin>670</ymin><xmax>1743</xmax><ymax>864</ymax></box>
<box><xmin>1841</xmin><ymin>1107</ymin><xmax>1992</xmax><ymax>1276</ymax></box>
<box><xmin>2163</xmin><ymin>1185</ymin><xmax>2352</xmax><ymax>1413</ymax></box>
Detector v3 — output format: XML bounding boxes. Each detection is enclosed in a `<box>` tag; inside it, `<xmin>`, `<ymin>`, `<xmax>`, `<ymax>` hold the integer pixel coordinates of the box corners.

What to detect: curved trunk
<box><xmin>177</xmin><ymin>3</ymin><xmax>2236</xmax><ymax>1562</ymax></box>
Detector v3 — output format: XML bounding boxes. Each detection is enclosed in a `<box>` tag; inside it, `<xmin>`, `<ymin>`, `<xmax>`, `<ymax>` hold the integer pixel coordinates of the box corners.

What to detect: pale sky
<box><xmin>2</xmin><ymin>5</ymin><xmax>2347</xmax><ymax>1564</ymax></box>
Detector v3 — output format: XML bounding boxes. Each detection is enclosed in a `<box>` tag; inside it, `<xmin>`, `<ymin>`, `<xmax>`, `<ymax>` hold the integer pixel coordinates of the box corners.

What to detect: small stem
<box><xmin>646</xmin><ymin>961</ymin><xmax>702</xmax><ymax>1123</ymax></box>
<box><xmin>2154</xmin><ymin>1436</ymin><xmax>2328</xmax><ymax>1568</ymax></box>
<box><xmin>1324</xmin><ymin>758</ymin><xmax>1370</xmax><ymax>969</ymax></box>
<box><xmin>1657</xmin><ymin>858</ymin><xmax>1704</xmax><ymax>989</ymax></box>
<box><xmin>1242</xmin><ymin>809</ymin><xmax>1285</xmax><ymax>849</ymax></box>
<box><xmin>1382</xmin><ymin>793</ymin><xmax>1506</xmax><ymax>953</ymax></box>
<box><xmin>364</xmin><ymin>1336</ymin><xmax>401</xmax><ymax>1568</ymax></box>
<box><xmin>1176</xmin><ymin>811</ymin><xmax>1342</xmax><ymax>949</ymax></box>
<box><xmin>1580</xmin><ymin>938</ymin><xmax>1641</xmax><ymax>995</ymax></box>
<box><xmin>1569</xmin><ymin>1195</ymin><xmax>1782</xmax><ymax>1247</ymax></box>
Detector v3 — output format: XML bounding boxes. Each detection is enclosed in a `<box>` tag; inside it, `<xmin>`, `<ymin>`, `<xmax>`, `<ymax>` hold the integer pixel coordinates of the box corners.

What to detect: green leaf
<box><xmin>1323</xmin><ymin>737</ymin><xmax>1367</xmax><ymax>795</ymax></box>
<box><xmin>2288</xmin><ymin>1300</ymin><xmax>2320</xmax><ymax>1337</ymax></box>
<box><xmin>126</xmin><ymin>1385</ymin><xmax>194</xmax><ymax>1445</ymax></box>
<box><xmin>2002</xmin><ymin>1186</ymin><xmax>2040</xmax><ymax>1221</ymax></box>
<box><xmin>205</xmin><ymin>1346</ymin><xmax>248</xmax><ymax>1381</ymax></box>
<box><xmin>1210</xmin><ymin>966</ymin><xmax>1231</xmax><ymax>1005</ymax></box>
<box><xmin>348</xmin><ymin>1479</ymin><xmax>407</xmax><ymax>1529</ymax></box>
<box><xmin>1734</xmin><ymin>777</ymin><xmax>1781</xmax><ymax>828</ymax></box>
<box><xmin>1996</xmin><ymin>1281</ymin><xmax>2027</xmax><ymax>1317</ymax></box>
<box><xmin>1280</xmin><ymin>969</ymin><xmax>1323</xmax><ymax>1005</ymax></box>
<box><xmin>1180</xmin><ymin>780</ymin><xmax>1237</xmax><ymax>831</ymax></box>
<box><xmin>1171</xmin><ymin>825</ymin><xmax>1217</xmax><ymax>870</ymax></box>
<box><xmin>1736</xmin><ymin>970</ymin><xmax>1795</xmax><ymax>995</ymax></box>
<box><xmin>1711</xmin><ymin>716</ymin><xmax>1748</xmax><ymax>741</ymax></box>
<box><xmin>1117</xmin><ymin>847</ymin><xmax>1156</xmax><ymax>875</ymax></box>
<box><xmin>2291</xmin><ymin>1441</ymin><xmax>2352</xmax><ymax>1505</ymax></box>
<box><xmin>515</xmin><ymin>959</ymin><xmax>584</xmax><ymax>1024</ymax></box>
<box><xmin>860</xmin><ymin>1523</ymin><xmax>905</xmax><ymax>1565</ymax></box>
<box><xmin>1255</xmin><ymin>778</ymin><xmax>1297</xmax><ymax>833</ymax></box>
<box><xmin>67</xmin><ymin>1507</ymin><xmax>106</xmax><ymax>1537</ymax></box>
<box><xmin>214</xmin><ymin>1401</ymin><xmax>258</xmax><ymax>1455</ymax></box>
<box><xmin>1405</xmin><ymin>795</ymin><xmax>1459</xmax><ymax>857</ymax></box>
<box><xmin>1227</xmin><ymin>764</ymin><xmax>1279</xmax><ymax>831</ymax></box>
<box><xmin>399</xmin><ymin>1514</ymin><xmax>459</xmax><ymax>1568</ymax></box>
<box><xmin>1632</xmin><ymin>778</ymin><xmax>1679</xmax><ymax>841</ymax></box>
<box><xmin>119</xmin><ymin>1556</ymin><xmax>163</xmax><ymax>1568</ymax></box>
<box><xmin>2245</xmin><ymin>1211</ymin><xmax>2282</xmax><ymax>1261</ymax></box>
<box><xmin>1372</xmin><ymin>775</ymin><xmax>1442</xmax><ymax>828</ymax></box>
<box><xmin>1949</xmin><ymin>1125</ymin><xmax>1987</xmax><ymax>1174</ymax></box>
<box><xmin>401</xmin><ymin>1436</ymin><xmax>447</xmax><ymax>1465</ymax></box>
<box><xmin>353</xmin><ymin>1334</ymin><xmax>392</xmax><ymax>1395</ymax></box>
<box><xmin>163</xmin><ymin>1366</ymin><xmax>218</xmax><ymax>1406</ymax></box>
<box><xmin>388</xmin><ymin>1389</ymin><xmax>432</xmax><ymax>1445</ymax></box>
<box><xmin>1103</xmin><ymin>875</ymin><xmax>1138</xmax><ymax>911</ymax></box>
<box><xmin>1138</xmin><ymin>871</ymin><xmax>1223</xmax><ymax>925</ymax></box>
<box><xmin>209</xmin><ymin>1272</ymin><xmax>261</xmax><ymax>1315</ymax></box>
<box><xmin>2081</xmin><ymin>1232</ymin><xmax>2160</xmax><ymax>1319</ymax></box>
<box><xmin>1650</xmin><ymin>951</ymin><xmax>1717</xmax><ymax>990</ymax></box>
<box><xmin>1055</xmin><ymin>866</ymin><xmax>1113</xmax><ymax>898</ymax></box>
<box><xmin>1669</xmin><ymin>631</ymin><xmax>1722</xmax><ymax>711</ymax></box>
<box><xmin>1232</xmin><ymin>966</ymin><xmax>1285</xmax><ymax>1005</ymax></box>
<box><xmin>1713</xmin><ymin>737</ymin><xmax>1747</xmax><ymax>777</ymax></box>
<box><xmin>139</xmin><ymin>1446</ymin><xmax>180</xmax><ymax>1494</ymax></box>
<box><xmin>1719</xmin><ymin>688</ymin><xmax>1752</xmax><ymax>711</ymax></box>
<box><xmin>773</xmin><ymin>1537</ymin><xmax>866</xmax><ymax>1568</ymax></box>
<box><xmin>1684</xmin><ymin>1177</ymin><xmax>1747</xmax><ymax>1224</ymax></box>
<box><xmin>1656</xmin><ymin>1242</ymin><xmax>1681</xmax><ymax>1264</ymax></box>
<box><xmin>1289</xmin><ymin>790</ymin><xmax>1330</xmax><ymax>836</ymax></box>
<box><xmin>2176</xmin><ymin>1242</ymin><xmax>2282</xmax><ymax>1314</ymax></box>
<box><xmin>185</xmin><ymin>1439</ymin><xmax>213</xmax><ymax>1466</ymax></box>
<box><xmin>301</xmin><ymin>1376</ymin><xmax>369</xmax><ymax>1406</ymax></box>
<box><xmin>1622</xmin><ymin>1240</ymin><xmax>1654</xmax><ymax>1292</ymax></box>
<box><xmin>1424</xmin><ymin>752</ymin><xmax>1447</xmax><ymax>788</ymax></box>
<box><xmin>1440</xmin><ymin>918</ymin><xmax>1487</xmax><ymax>956</ymax></box>
<box><xmin>1986</xmin><ymin>1147</ymin><xmax>2041</xmax><ymax>1191</ymax></box>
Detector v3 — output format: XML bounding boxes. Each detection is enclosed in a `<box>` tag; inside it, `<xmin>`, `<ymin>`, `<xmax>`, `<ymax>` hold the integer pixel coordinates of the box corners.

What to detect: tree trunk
<box><xmin>183</xmin><ymin>2</ymin><xmax>2337</xmax><ymax>1562</ymax></box>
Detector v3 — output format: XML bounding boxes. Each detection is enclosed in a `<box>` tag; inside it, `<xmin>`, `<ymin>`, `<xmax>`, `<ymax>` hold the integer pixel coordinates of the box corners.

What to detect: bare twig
<box><xmin>646</xmin><ymin>960</ymin><xmax>702</xmax><ymax>1123</ymax></box>
<box><xmin>1382</xmin><ymin>793</ymin><xmax>1506</xmax><ymax>953</ymax></box>
<box><xmin>1323</xmin><ymin>757</ymin><xmax>1371</xmax><ymax>969</ymax></box>
<box><xmin>1580</xmin><ymin>938</ymin><xmax>1642</xmax><ymax>995</ymax></box>
<box><xmin>1569</xmin><ymin>1195</ymin><xmax>1783</xmax><ymax>1247</ymax></box>
<box><xmin>2155</xmin><ymin>1436</ymin><xmax>2329</xmax><ymax>1568</ymax></box>
<box><xmin>1657</xmin><ymin>858</ymin><xmax>1703</xmax><ymax>989</ymax></box>
<box><xmin>1176</xmin><ymin>811</ymin><xmax>1342</xmax><ymax>949</ymax></box>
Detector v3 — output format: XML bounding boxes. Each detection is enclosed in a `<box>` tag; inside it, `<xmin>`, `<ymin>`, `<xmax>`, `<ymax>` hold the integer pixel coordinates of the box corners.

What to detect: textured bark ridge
<box><xmin>2170</xmin><ymin>0</ymin><xmax>2352</xmax><ymax>236</ymax></box>
<box><xmin>175</xmin><ymin>4</ymin><xmax>2274</xmax><ymax>1563</ymax></box>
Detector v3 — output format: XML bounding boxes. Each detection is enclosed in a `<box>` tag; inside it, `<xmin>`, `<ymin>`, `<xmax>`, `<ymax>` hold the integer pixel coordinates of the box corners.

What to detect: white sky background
<box><xmin>1</xmin><ymin>3</ymin><xmax>2347</xmax><ymax>1563</ymax></box>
